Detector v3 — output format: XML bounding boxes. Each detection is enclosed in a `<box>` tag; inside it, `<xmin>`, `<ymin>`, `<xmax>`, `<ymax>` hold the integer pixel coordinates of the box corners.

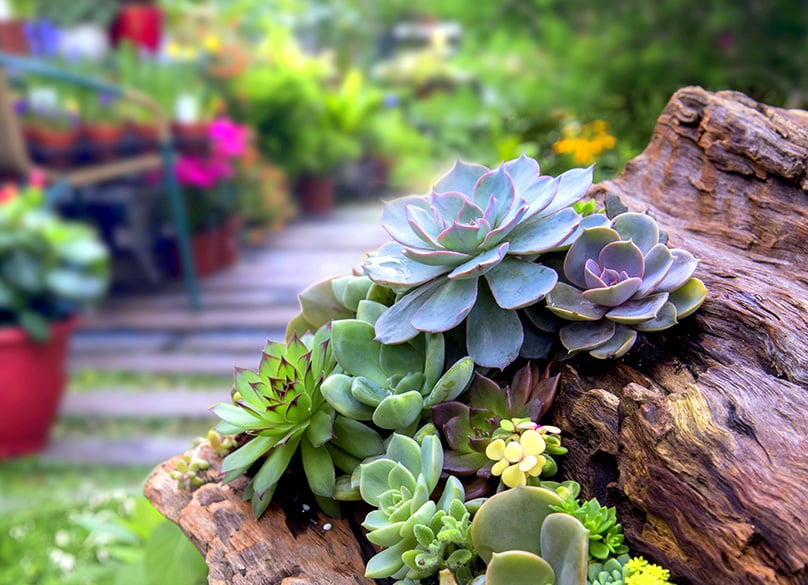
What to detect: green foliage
<box><xmin>551</xmin><ymin>490</ymin><xmax>629</xmax><ymax>562</ymax></box>
<box><xmin>0</xmin><ymin>185</ymin><xmax>109</xmax><ymax>341</ymax></box>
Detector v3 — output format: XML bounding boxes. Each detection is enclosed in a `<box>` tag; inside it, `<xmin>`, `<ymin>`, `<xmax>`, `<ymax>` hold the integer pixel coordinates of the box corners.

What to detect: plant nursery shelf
<box><xmin>144</xmin><ymin>87</ymin><xmax>808</xmax><ymax>585</ymax></box>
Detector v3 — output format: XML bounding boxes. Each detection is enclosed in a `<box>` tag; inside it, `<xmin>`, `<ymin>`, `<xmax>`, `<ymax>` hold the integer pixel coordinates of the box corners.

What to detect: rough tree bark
<box><xmin>144</xmin><ymin>87</ymin><xmax>808</xmax><ymax>585</ymax></box>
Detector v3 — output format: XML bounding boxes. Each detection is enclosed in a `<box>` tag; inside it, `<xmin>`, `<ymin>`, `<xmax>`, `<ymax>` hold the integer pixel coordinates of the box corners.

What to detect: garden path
<box><xmin>43</xmin><ymin>202</ymin><xmax>390</xmax><ymax>465</ymax></box>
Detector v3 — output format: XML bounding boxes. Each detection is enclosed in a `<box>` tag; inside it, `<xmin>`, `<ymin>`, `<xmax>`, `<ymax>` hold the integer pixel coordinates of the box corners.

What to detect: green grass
<box><xmin>68</xmin><ymin>370</ymin><xmax>233</xmax><ymax>393</ymax></box>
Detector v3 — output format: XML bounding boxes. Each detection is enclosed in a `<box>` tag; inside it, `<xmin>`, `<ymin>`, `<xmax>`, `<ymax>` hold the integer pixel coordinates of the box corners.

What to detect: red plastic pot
<box><xmin>110</xmin><ymin>4</ymin><xmax>163</xmax><ymax>53</ymax></box>
<box><xmin>0</xmin><ymin>317</ymin><xmax>77</xmax><ymax>458</ymax></box>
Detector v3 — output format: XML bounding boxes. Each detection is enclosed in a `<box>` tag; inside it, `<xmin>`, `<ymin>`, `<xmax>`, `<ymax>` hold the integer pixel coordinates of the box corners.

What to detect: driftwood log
<box><xmin>144</xmin><ymin>87</ymin><xmax>808</xmax><ymax>585</ymax></box>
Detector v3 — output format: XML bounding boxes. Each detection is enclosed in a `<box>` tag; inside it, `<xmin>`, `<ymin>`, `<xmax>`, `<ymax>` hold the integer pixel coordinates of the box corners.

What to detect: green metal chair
<box><xmin>0</xmin><ymin>52</ymin><xmax>200</xmax><ymax>310</ymax></box>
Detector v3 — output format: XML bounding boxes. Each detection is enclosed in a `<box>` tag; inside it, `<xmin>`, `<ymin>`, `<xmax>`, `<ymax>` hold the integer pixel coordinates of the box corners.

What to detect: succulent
<box><xmin>546</xmin><ymin>212</ymin><xmax>708</xmax><ymax>358</ymax></box>
<box><xmin>588</xmin><ymin>556</ymin><xmax>674</xmax><ymax>585</ymax></box>
<box><xmin>357</xmin><ymin>433</ymin><xmax>474</xmax><ymax>582</ymax></box>
<box><xmin>484</xmin><ymin>420</ymin><xmax>565</xmax><ymax>489</ymax></box>
<box><xmin>431</xmin><ymin>362</ymin><xmax>562</xmax><ymax>498</ymax></box>
<box><xmin>170</xmin><ymin>454</ymin><xmax>210</xmax><ymax>491</ymax></box>
<box><xmin>322</xmin><ymin>309</ymin><xmax>475</xmax><ymax>433</ymax></box>
<box><xmin>212</xmin><ymin>326</ymin><xmax>384</xmax><ymax>518</ymax></box>
<box><xmin>363</xmin><ymin>155</ymin><xmax>593</xmax><ymax>368</ymax></box>
<box><xmin>285</xmin><ymin>274</ymin><xmax>395</xmax><ymax>339</ymax></box>
<box><xmin>551</xmin><ymin>490</ymin><xmax>629</xmax><ymax>561</ymax></box>
<box><xmin>470</xmin><ymin>485</ymin><xmax>589</xmax><ymax>585</ymax></box>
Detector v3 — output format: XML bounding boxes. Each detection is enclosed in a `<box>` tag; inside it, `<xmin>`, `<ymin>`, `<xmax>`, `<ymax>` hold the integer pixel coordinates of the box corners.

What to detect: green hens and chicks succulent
<box><xmin>209</xmin><ymin>155</ymin><xmax>700</xmax><ymax>584</ymax></box>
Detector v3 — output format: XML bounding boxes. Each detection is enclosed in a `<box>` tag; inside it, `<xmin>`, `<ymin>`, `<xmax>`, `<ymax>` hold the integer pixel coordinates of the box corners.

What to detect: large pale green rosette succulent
<box><xmin>363</xmin><ymin>155</ymin><xmax>593</xmax><ymax>368</ymax></box>
<box><xmin>546</xmin><ymin>212</ymin><xmax>708</xmax><ymax>359</ymax></box>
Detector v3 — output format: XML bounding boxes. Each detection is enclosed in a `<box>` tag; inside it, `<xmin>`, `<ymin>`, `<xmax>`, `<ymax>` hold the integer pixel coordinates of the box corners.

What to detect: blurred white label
<box><xmin>174</xmin><ymin>94</ymin><xmax>199</xmax><ymax>124</ymax></box>
<box><xmin>0</xmin><ymin>0</ymin><xmax>11</xmax><ymax>20</ymax></box>
<box><xmin>28</xmin><ymin>87</ymin><xmax>59</xmax><ymax>111</ymax></box>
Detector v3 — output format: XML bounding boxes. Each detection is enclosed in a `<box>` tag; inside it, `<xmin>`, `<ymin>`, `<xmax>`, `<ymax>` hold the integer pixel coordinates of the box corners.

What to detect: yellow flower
<box><xmin>485</xmin><ymin>429</ymin><xmax>547</xmax><ymax>488</ymax></box>
<box><xmin>202</xmin><ymin>34</ymin><xmax>222</xmax><ymax>53</ymax></box>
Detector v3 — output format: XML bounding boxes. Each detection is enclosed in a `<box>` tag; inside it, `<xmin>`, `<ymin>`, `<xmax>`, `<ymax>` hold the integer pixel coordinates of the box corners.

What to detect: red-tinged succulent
<box><xmin>431</xmin><ymin>362</ymin><xmax>562</xmax><ymax>498</ymax></box>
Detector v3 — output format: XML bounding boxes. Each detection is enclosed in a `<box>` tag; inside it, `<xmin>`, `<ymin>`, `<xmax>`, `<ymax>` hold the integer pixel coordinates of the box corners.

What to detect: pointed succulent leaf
<box><xmin>411</xmin><ymin>277</ymin><xmax>478</xmax><ymax>331</ymax></box>
<box><xmin>466</xmin><ymin>281</ymin><xmax>524</xmax><ymax>368</ymax></box>
<box><xmin>373</xmin><ymin>391</ymin><xmax>424</xmax><ymax>429</ymax></box>
<box><xmin>364</xmin><ymin>538</ymin><xmax>412</xmax><ymax>579</ymax></box>
<box><xmin>233</xmin><ymin>368</ymin><xmax>266</xmax><ymax>410</ymax></box>
<box><xmin>331</xmin><ymin>415</ymin><xmax>384</xmax><ymax>458</ymax></box>
<box><xmin>447</xmin><ymin>242</ymin><xmax>510</xmax><ymax>280</ymax></box>
<box><xmin>486</xmin><ymin>551</ymin><xmax>555</xmax><ymax>585</ymax></box>
<box><xmin>540</xmin><ymin>513</ymin><xmax>589</xmax><ymax>585</ymax></box>
<box><xmin>605</xmin><ymin>293</ymin><xmax>669</xmax><ymax>324</ymax></box>
<box><xmin>668</xmin><ymin>277</ymin><xmax>708</xmax><ymax>318</ymax></box>
<box><xmin>364</xmin><ymin>241</ymin><xmax>448</xmax><ymax>286</ymax></box>
<box><xmin>322</xmin><ymin>373</ymin><xmax>376</xmax><ymax>420</ymax></box>
<box><xmin>507</xmin><ymin>207</ymin><xmax>581</xmax><ymax>254</ymax></box>
<box><xmin>301</xmin><ymin>434</ymin><xmax>335</xmax><ymax>497</ymax></box>
<box><xmin>435</xmin><ymin>160</ymin><xmax>489</xmax><ymax>195</ymax></box>
<box><xmin>327</xmin><ymin>443</ymin><xmax>362</xmax><ymax>475</ymax></box>
<box><xmin>424</xmin><ymin>357</ymin><xmax>474</xmax><ymax>407</ymax></box>
<box><xmin>210</xmin><ymin>402</ymin><xmax>265</xmax><ymax>430</ymax></box>
<box><xmin>472</xmin><ymin>166</ymin><xmax>516</xmax><ymax>220</ymax></box>
<box><xmin>407</xmin><ymin>204</ymin><xmax>443</xmax><ymax>246</ymax></box>
<box><xmin>388</xmin><ymin>462</ymin><xmax>418</xmax><ymax>494</ymax></box>
<box><xmin>383</xmin><ymin>194</ymin><xmax>435</xmax><ymax>248</ymax></box>
<box><xmin>503</xmin><ymin>154</ymin><xmax>540</xmax><ymax>197</ymax></box>
<box><xmin>402</xmin><ymin>247</ymin><xmax>472</xmax><ymax>265</ymax></box>
<box><xmin>294</xmin><ymin>277</ymin><xmax>355</xmax><ymax>334</ymax></box>
<box><xmin>563</xmin><ymin>227</ymin><xmax>620</xmax><ymax>288</ymax></box>
<box><xmin>539</xmin><ymin>165</ymin><xmax>593</xmax><ymax>217</ymax></box>
<box><xmin>471</xmin><ymin>486</ymin><xmax>565</xmax><ymax>563</ymax></box>
<box><xmin>611</xmin><ymin>212</ymin><xmax>659</xmax><ymax>254</ymax></box>
<box><xmin>252</xmin><ymin>434</ymin><xmax>302</xmax><ymax>496</ymax></box>
<box><xmin>402</xmin><ymin>500</ymin><xmax>438</xmax><ymax>539</ymax></box>
<box><xmin>485</xmin><ymin>258</ymin><xmax>558</xmax><ymax>310</ymax></box>
<box><xmin>655</xmin><ymin>249</ymin><xmax>699</xmax><ymax>292</ymax></box>
<box><xmin>554</xmin><ymin>212</ymin><xmax>611</xmax><ymax>250</ymax></box>
<box><xmin>437</xmin><ymin>221</ymin><xmax>483</xmax><ymax>253</ymax></box>
<box><xmin>374</xmin><ymin>280</ymin><xmax>442</xmax><ymax>344</ymax></box>
<box><xmin>559</xmin><ymin>320</ymin><xmax>616</xmax><ymax>353</ymax></box>
<box><xmin>220</xmin><ymin>435</ymin><xmax>276</xmax><ymax>475</ymax></box>
<box><xmin>588</xmin><ymin>325</ymin><xmax>637</xmax><ymax>359</ymax></box>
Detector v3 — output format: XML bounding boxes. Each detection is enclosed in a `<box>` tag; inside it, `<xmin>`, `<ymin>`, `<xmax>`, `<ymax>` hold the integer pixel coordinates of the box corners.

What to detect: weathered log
<box><xmin>559</xmin><ymin>86</ymin><xmax>808</xmax><ymax>585</ymax></box>
<box><xmin>144</xmin><ymin>87</ymin><xmax>808</xmax><ymax>584</ymax></box>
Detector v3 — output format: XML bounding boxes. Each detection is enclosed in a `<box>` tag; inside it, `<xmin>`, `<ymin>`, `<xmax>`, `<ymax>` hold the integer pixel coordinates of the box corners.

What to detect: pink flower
<box><xmin>29</xmin><ymin>169</ymin><xmax>46</xmax><ymax>189</ymax></box>
<box><xmin>209</xmin><ymin>118</ymin><xmax>248</xmax><ymax>159</ymax></box>
<box><xmin>176</xmin><ymin>155</ymin><xmax>233</xmax><ymax>188</ymax></box>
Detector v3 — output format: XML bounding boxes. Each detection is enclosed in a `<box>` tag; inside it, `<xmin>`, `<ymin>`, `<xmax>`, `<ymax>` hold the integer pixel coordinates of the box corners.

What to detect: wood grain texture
<box><xmin>144</xmin><ymin>87</ymin><xmax>808</xmax><ymax>585</ymax></box>
<box><xmin>557</xmin><ymin>86</ymin><xmax>808</xmax><ymax>585</ymax></box>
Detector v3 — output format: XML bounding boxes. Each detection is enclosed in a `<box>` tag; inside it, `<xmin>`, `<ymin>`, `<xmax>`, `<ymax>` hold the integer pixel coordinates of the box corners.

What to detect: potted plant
<box><xmin>0</xmin><ymin>176</ymin><xmax>109</xmax><ymax>458</ymax></box>
<box><xmin>20</xmin><ymin>85</ymin><xmax>81</xmax><ymax>170</ymax></box>
<box><xmin>80</xmin><ymin>91</ymin><xmax>125</xmax><ymax>162</ymax></box>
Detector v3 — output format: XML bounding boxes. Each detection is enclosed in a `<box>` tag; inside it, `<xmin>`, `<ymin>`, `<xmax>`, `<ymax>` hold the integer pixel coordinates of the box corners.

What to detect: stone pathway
<box><xmin>43</xmin><ymin>203</ymin><xmax>390</xmax><ymax>465</ymax></box>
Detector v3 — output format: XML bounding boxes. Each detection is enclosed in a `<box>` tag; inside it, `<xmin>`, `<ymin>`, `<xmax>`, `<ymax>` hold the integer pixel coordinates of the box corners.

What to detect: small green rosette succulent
<box><xmin>322</xmin><ymin>309</ymin><xmax>474</xmax><ymax>433</ymax></box>
<box><xmin>212</xmin><ymin>325</ymin><xmax>384</xmax><ymax>518</ymax></box>
<box><xmin>357</xmin><ymin>433</ymin><xmax>473</xmax><ymax>582</ymax></box>
<box><xmin>546</xmin><ymin>212</ymin><xmax>708</xmax><ymax>358</ymax></box>
<box><xmin>363</xmin><ymin>155</ymin><xmax>593</xmax><ymax>368</ymax></box>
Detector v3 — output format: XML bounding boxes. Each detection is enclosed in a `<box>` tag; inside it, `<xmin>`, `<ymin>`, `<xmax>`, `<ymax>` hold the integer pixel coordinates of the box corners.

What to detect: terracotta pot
<box><xmin>217</xmin><ymin>215</ymin><xmax>241</xmax><ymax>268</ymax></box>
<box><xmin>26</xmin><ymin>126</ymin><xmax>79</xmax><ymax>170</ymax></box>
<box><xmin>82</xmin><ymin>122</ymin><xmax>126</xmax><ymax>161</ymax></box>
<box><xmin>0</xmin><ymin>317</ymin><xmax>77</xmax><ymax>458</ymax></box>
<box><xmin>170</xmin><ymin>230</ymin><xmax>219</xmax><ymax>278</ymax></box>
<box><xmin>0</xmin><ymin>19</ymin><xmax>29</xmax><ymax>55</ymax></box>
<box><xmin>128</xmin><ymin>121</ymin><xmax>160</xmax><ymax>153</ymax></box>
<box><xmin>172</xmin><ymin>121</ymin><xmax>210</xmax><ymax>157</ymax></box>
<box><xmin>110</xmin><ymin>4</ymin><xmax>163</xmax><ymax>53</ymax></box>
<box><xmin>297</xmin><ymin>175</ymin><xmax>335</xmax><ymax>215</ymax></box>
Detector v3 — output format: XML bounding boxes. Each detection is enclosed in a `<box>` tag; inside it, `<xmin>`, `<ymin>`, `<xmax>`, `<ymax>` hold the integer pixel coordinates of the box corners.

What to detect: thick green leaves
<box><xmin>486</xmin><ymin>551</ymin><xmax>555</xmax><ymax>585</ymax></box>
<box><xmin>301</xmin><ymin>434</ymin><xmax>335</xmax><ymax>498</ymax></box>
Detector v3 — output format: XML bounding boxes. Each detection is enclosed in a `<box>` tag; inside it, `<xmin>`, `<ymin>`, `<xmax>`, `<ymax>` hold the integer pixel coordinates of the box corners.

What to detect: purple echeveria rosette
<box><xmin>362</xmin><ymin>155</ymin><xmax>593</xmax><ymax>369</ymax></box>
<box><xmin>546</xmin><ymin>212</ymin><xmax>708</xmax><ymax>359</ymax></box>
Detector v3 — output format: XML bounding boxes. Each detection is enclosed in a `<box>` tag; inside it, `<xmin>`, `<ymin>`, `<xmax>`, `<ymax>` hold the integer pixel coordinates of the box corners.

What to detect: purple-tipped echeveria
<box><xmin>546</xmin><ymin>212</ymin><xmax>708</xmax><ymax>359</ymax></box>
<box><xmin>363</xmin><ymin>155</ymin><xmax>593</xmax><ymax>369</ymax></box>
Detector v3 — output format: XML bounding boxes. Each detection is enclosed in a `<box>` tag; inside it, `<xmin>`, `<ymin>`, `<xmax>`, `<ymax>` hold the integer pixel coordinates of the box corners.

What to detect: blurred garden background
<box><xmin>0</xmin><ymin>1</ymin><xmax>805</xmax><ymax>584</ymax></box>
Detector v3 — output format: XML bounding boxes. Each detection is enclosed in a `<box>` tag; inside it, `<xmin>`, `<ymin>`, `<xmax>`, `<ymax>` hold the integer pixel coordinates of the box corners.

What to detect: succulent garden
<box><xmin>199</xmin><ymin>154</ymin><xmax>708</xmax><ymax>585</ymax></box>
